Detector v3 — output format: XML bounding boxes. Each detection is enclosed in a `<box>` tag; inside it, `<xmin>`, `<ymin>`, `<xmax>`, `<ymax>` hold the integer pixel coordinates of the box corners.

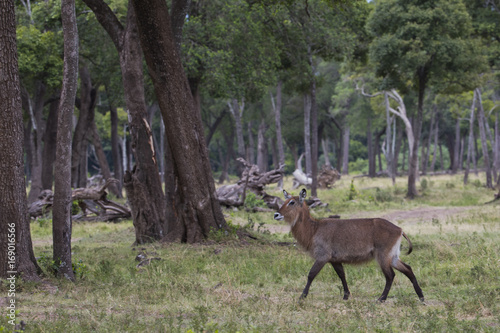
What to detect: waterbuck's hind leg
<box><xmin>300</xmin><ymin>260</ymin><xmax>327</xmax><ymax>301</ymax></box>
<box><xmin>331</xmin><ymin>263</ymin><xmax>350</xmax><ymax>300</ymax></box>
<box><xmin>393</xmin><ymin>259</ymin><xmax>425</xmax><ymax>302</ymax></box>
<box><xmin>378</xmin><ymin>264</ymin><xmax>395</xmax><ymax>302</ymax></box>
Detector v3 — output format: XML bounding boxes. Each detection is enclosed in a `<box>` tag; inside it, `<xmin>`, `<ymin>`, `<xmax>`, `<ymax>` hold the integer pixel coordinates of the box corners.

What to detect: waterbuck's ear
<box><xmin>299</xmin><ymin>188</ymin><xmax>307</xmax><ymax>204</ymax></box>
<box><xmin>283</xmin><ymin>189</ymin><xmax>291</xmax><ymax>200</ymax></box>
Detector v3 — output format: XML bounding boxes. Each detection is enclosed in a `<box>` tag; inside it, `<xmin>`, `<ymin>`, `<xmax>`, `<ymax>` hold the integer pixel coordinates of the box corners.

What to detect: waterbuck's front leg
<box><xmin>331</xmin><ymin>263</ymin><xmax>350</xmax><ymax>300</ymax></box>
<box><xmin>300</xmin><ymin>260</ymin><xmax>326</xmax><ymax>300</ymax></box>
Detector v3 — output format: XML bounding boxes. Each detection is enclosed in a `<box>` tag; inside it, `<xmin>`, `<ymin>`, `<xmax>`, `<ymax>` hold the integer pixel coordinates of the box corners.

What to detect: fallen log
<box><xmin>29</xmin><ymin>178</ymin><xmax>130</xmax><ymax>221</ymax></box>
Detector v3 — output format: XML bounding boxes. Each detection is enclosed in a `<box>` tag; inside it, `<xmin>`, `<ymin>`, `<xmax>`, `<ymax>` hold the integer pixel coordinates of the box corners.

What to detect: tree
<box><xmin>368</xmin><ymin>0</ymin><xmax>487</xmax><ymax>198</ymax></box>
<box><xmin>0</xmin><ymin>0</ymin><xmax>42</xmax><ymax>281</ymax></box>
<box><xmin>131</xmin><ymin>0</ymin><xmax>227</xmax><ymax>243</ymax></box>
<box><xmin>52</xmin><ymin>0</ymin><xmax>79</xmax><ymax>281</ymax></box>
<box><xmin>81</xmin><ymin>0</ymin><xmax>167</xmax><ymax>244</ymax></box>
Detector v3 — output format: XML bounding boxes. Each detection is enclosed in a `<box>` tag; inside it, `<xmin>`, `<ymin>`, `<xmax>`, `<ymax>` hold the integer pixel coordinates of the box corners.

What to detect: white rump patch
<box><xmin>390</xmin><ymin>236</ymin><xmax>402</xmax><ymax>267</ymax></box>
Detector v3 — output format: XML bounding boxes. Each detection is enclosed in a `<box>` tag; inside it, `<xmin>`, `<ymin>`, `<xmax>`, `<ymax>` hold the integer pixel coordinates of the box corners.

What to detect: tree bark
<box><xmin>0</xmin><ymin>0</ymin><xmax>42</xmax><ymax>281</ymax></box>
<box><xmin>476</xmin><ymin>88</ymin><xmax>493</xmax><ymax>188</ymax></box>
<box><xmin>228</xmin><ymin>98</ymin><xmax>246</xmax><ymax>159</ymax></box>
<box><xmin>247</xmin><ymin>121</ymin><xmax>255</xmax><ymax>165</ymax></box>
<box><xmin>53</xmin><ymin>0</ymin><xmax>79</xmax><ymax>281</ymax></box>
<box><xmin>132</xmin><ymin>0</ymin><xmax>227</xmax><ymax>243</ymax></box>
<box><xmin>367</xmin><ymin>117</ymin><xmax>376</xmax><ymax>177</ymax></box>
<box><xmin>271</xmin><ymin>80</ymin><xmax>286</xmax><ymax>189</ymax></box>
<box><xmin>304</xmin><ymin>93</ymin><xmax>312</xmax><ymax>176</ymax></box>
<box><xmin>310</xmin><ymin>79</ymin><xmax>319</xmax><ymax>197</ymax></box>
<box><xmin>42</xmin><ymin>95</ymin><xmax>59</xmax><ymax>190</ymax></box>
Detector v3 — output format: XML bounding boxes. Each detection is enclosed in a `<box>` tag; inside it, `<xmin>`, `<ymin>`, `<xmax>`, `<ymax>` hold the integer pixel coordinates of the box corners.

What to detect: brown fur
<box><xmin>274</xmin><ymin>189</ymin><xmax>424</xmax><ymax>302</ymax></box>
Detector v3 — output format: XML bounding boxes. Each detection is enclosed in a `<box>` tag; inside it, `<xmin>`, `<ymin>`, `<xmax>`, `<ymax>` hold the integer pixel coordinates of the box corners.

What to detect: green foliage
<box><xmin>244</xmin><ymin>191</ymin><xmax>267</xmax><ymax>209</ymax></box>
<box><xmin>347</xmin><ymin>179</ymin><xmax>358</xmax><ymax>200</ymax></box>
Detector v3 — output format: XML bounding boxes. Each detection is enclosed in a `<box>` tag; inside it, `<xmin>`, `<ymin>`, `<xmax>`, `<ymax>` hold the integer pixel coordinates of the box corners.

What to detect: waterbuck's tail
<box><xmin>402</xmin><ymin>232</ymin><xmax>413</xmax><ymax>255</ymax></box>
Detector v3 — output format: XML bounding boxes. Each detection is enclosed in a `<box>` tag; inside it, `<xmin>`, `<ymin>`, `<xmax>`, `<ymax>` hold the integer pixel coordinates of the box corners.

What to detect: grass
<box><xmin>3</xmin><ymin>174</ymin><xmax>500</xmax><ymax>332</ymax></box>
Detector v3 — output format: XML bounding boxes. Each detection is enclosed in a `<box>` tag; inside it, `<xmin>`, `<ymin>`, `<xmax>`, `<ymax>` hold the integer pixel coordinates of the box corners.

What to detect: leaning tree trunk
<box><xmin>132</xmin><ymin>0</ymin><xmax>227</xmax><ymax>242</ymax></box>
<box><xmin>0</xmin><ymin>0</ymin><xmax>42</xmax><ymax>281</ymax></box>
<box><xmin>52</xmin><ymin>0</ymin><xmax>79</xmax><ymax>281</ymax></box>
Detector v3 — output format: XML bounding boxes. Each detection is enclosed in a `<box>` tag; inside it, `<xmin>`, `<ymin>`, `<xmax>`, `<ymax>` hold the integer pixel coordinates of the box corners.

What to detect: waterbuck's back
<box><xmin>310</xmin><ymin>218</ymin><xmax>403</xmax><ymax>264</ymax></box>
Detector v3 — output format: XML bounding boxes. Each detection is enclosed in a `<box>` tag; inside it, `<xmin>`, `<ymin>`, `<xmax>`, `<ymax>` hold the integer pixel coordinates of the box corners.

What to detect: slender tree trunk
<box><xmin>495</xmin><ymin>112</ymin><xmax>500</xmax><ymax>184</ymax></box>
<box><xmin>303</xmin><ymin>94</ymin><xmax>312</xmax><ymax>176</ymax></box>
<box><xmin>367</xmin><ymin>117</ymin><xmax>376</xmax><ymax>177</ymax></box>
<box><xmin>430</xmin><ymin>112</ymin><xmax>439</xmax><ymax>172</ymax></box>
<box><xmin>464</xmin><ymin>90</ymin><xmax>477</xmax><ymax>185</ymax></box>
<box><xmin>271</xmin><ymin>80</ymin><xmax>285</xmax><ymax>188</ymax></box>
<box><xmin>53</xmin><ymin>0</ymin><xmax>79</xmax><ymax>281</ymax></box>
<box><xmin>132</xmin><ymin>0</ymin><xmax>227</xmax><ymax>243</ymax></box>
<box><xmin>322</xmin><ymin>139</ymin><xmax>331</xmax><ymax>168</ymax></box>
<box><xmin>393</xmin><ymin>122</ymin><xmax>403</xmax><ymax>178</ymax></box>
<box><xmin>0</xmin><ymin>0</ymin><xmax>42</xmax><ymax>281</ymax></box>
<box><xmin>452</xmin><ymin>118</ymin><xmax>460</xmax><ymax>174</ymax></box>
<box><xmin>257</xmin><ymin>118</ymin><xmax>268</xmax><ymax>172</ymax></box>
<box><xmin>384</xmin><ymin>92</ymin><xmax>394</xmax><ymax>180</ymax></box>
<box><xmin>341</xmin><ymin>126</ymin><xmax>350</xmax><ymax>175</ymax></box>
<box><xmin>228</xmin><ymin>98</ymin><xmax>246</xmax><ymax>159</ymax></box>
<box><xmin>109</xmin><ymin>102</ymin><xmax>123</xmax><ymax>196</ymax></box>
<box><xmin>247</xmin><ymin>121</ymin><xmax>255</xmax><ymax>164</ymax></box>
<box><xmin>476</xmin><ymin>88</ymin><xmax>493</xmax><ymax>188</ymax></box>
<box><xmin>42</xmin><ymin>95</ymin><xmax>59</xmax><ymax>190</ymax></box>
<box><xmin>407</xmin><ymin>71</ymin><xmax>426</xmax><ymax>198</ymax></box>
<box><xmin>310</xmin><ymin>79</ymin><xmax>319</xmax><ymax>197</ymax></box>
<box><xmin>71</xmin><ymin>65</ymin><xmax>95</xmax><ymax>188</ymax></box>
<box><xmin>459</xmin><ymin>137</ymin><xmax>465</xmax><ymax>171</ymax></box>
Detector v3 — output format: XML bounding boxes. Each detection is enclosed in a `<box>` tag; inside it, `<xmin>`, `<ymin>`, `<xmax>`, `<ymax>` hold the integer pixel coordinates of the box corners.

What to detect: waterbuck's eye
<box><xmin>288</xmin><ymin>200</ymin><xmax>295</xmax><ymax>206</ymax></box>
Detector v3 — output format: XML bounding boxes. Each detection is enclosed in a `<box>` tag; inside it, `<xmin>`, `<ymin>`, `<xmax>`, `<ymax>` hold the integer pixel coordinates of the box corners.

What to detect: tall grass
<box><xmin>3</xmin><ymin>174</ymin><xmax>499</xmax><ymax>332</ymax></box>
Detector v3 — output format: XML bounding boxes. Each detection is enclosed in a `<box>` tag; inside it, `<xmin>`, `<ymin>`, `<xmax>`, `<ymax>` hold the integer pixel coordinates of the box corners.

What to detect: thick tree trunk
<box><xmin>132</xmin><ymin>0</ymin><xmax>227</xmax><ymax>242</ymax></box>
<box><xmin>476</xmin><ymin>88</ymin><xmax>493</xmax><ymax>188</ymax></box>
<box><xmin>0</xmin><ymin>0</ymin><xmax>42</xmax><ymax>281</ymax></box>
<box><xmin>42</xmin><ymin>95</ymin><xmax>59</xmax><ymax>190</ymax></box>
<box><xmin>53</xmin><ymin>0</ymin><xmax>79</xmax><ymax>281</ymax></box>
<box><xmin>495</xmin><ymin>112</ymin><xmax>500</xmax><ymax>184</ymax></box>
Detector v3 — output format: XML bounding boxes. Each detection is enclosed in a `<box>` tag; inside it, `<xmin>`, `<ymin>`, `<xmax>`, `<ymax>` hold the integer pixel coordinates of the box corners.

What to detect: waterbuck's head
<box><xmin>274</xmin><ymin>189</ymin><xmax>308</xmax><ymax>226</ymax></box>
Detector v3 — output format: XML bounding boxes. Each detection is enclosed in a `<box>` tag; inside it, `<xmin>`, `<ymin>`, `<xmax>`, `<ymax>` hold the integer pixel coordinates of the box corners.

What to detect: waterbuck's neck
<box><xmin>290</xmin><ymin>208</ymin><xmax>318</xmax><ymax>251</ymax></box>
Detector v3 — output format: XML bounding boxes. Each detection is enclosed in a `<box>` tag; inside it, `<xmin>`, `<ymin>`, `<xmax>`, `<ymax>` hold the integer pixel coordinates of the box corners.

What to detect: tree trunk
<box><xmin>257</xmin><ymin>118</ymin><xmax>268</xmax><ymax>172</ymax></box>
<box><xmin>407</xmin><ymin>70</ymin><xmax>426</xmax><ymax>199</ymax></box>
<box><xmin>393</xmin><ymin>122</ymin><xmax>403</xmax><ymax>178</ymax></box>
<box><xmin>303</xmin><ymin>93</ymin><xmax>312</xmax><ymax>176</ymax></box>
<box><xmin>23</xmin><ymin>82</ymin><xmax>46</xmax><ymax>203</ymax></box>
<box><xmin>464</xmin><ymin>90</ymin><xmax>477</xmax><ymax>185</ymax></box>
<box><xmin>228</xmin><ymin>98</ymin><xmax>246</xmax><ymax>159</ymax></box>
<box><xmin>132</xmin><ymin>0</ymin><xmax>227</xmax><ymax>242</ymax></box>
<box><xmin>322</xmin><ymin>139</ymin><xmax>331</xmax><ymax>168</ymax></box>
<box><xmin>341</xmin><ymin>125</ymin><xmax>350</xmax><ymax>175</ymax></box>
<box><xmin>383</xmin><ymin>92</ymin><xmax>394</xmax><ymax>180</ymax></box>
<box><xmin>71</xmin><ymin>65</ymin><xmax>95</xmax><ymax>188</ymax></box>
<box><xmin>0</xmin><ymin>0</ymin><xmax>42</xmax><ymax>281</ymax></box>
<box><xmin>53</xmin><ymin>0</ymin><xmax>79</xmax><ymax>281</ymax></box>
<box><xmin>367</xmin><ymin>117</ymin><xmax>376</xmax><ymax>177</ymax></box>
<box><xmin>109</xmin><ymin>102</ymin><xmax>123</xmax><ymax>196</ymax></box>
<box><xmin>310</xmin><ymin>79</ymin><xmax>319</xmax><ymax>197</ymax></box>
<box><xmin>452</xmin><ymin>118</ymin><xmax>460</xmax><ymax>174</ymax></box>
<box><xmin>271</xmin><ymin>80</ymin><xmax>285</xmax><ymax>189</ymax></box>
<box><xmin>476</xmin><ymin>88</ymin><xmax>493</xmax><ymax>188</ymax></box>
<box><xmin>42</xmin><ymin>95</ymin><xmax>59</xmax><ymax>190</ymax></box>
<box><xmin>247</xmin><ymin>121</ymin><xmax>255</xmax><ymax>165</ymax></box>
<box><xmin>495</xmin><ymin>112</ymin><xmax>500</xmax><ymax>184</ymax></box>
<box><xmin>430</xmin><ymin>112</ymin><xmax>439</xmax><ymax>172</ymax></box>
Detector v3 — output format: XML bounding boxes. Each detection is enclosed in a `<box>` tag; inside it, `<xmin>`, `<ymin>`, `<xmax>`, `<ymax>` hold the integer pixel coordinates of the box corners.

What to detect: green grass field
<box><xmin>3</xmin><ymin>174</ymin><xmax>500</xmax><ymax>332</ymax></box>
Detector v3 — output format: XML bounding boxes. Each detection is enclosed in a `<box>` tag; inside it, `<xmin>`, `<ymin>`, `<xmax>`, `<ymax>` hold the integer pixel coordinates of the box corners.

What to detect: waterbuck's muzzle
<box><xmin>274</xmin><ymin>212</ymin><xmax>284</xmax><ymax>221</ymax></box>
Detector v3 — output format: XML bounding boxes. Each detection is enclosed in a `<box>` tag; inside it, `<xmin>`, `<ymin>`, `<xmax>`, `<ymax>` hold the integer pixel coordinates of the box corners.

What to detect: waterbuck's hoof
<box><xmin>342</xmin><ymin>294</ymin><xmax>350</xmax><ymax>300</ymax></box>
<box><xmin>419</xmin><ymin>297</ymin><xmax>425</xmax><ymax>302</ymax></box>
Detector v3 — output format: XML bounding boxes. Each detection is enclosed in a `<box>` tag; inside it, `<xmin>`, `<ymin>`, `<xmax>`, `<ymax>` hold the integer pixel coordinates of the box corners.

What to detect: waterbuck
<box><xmin>274</xmin><ymin>189</ymin><xmax>424</xmax><ymax>302</ymax></box>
